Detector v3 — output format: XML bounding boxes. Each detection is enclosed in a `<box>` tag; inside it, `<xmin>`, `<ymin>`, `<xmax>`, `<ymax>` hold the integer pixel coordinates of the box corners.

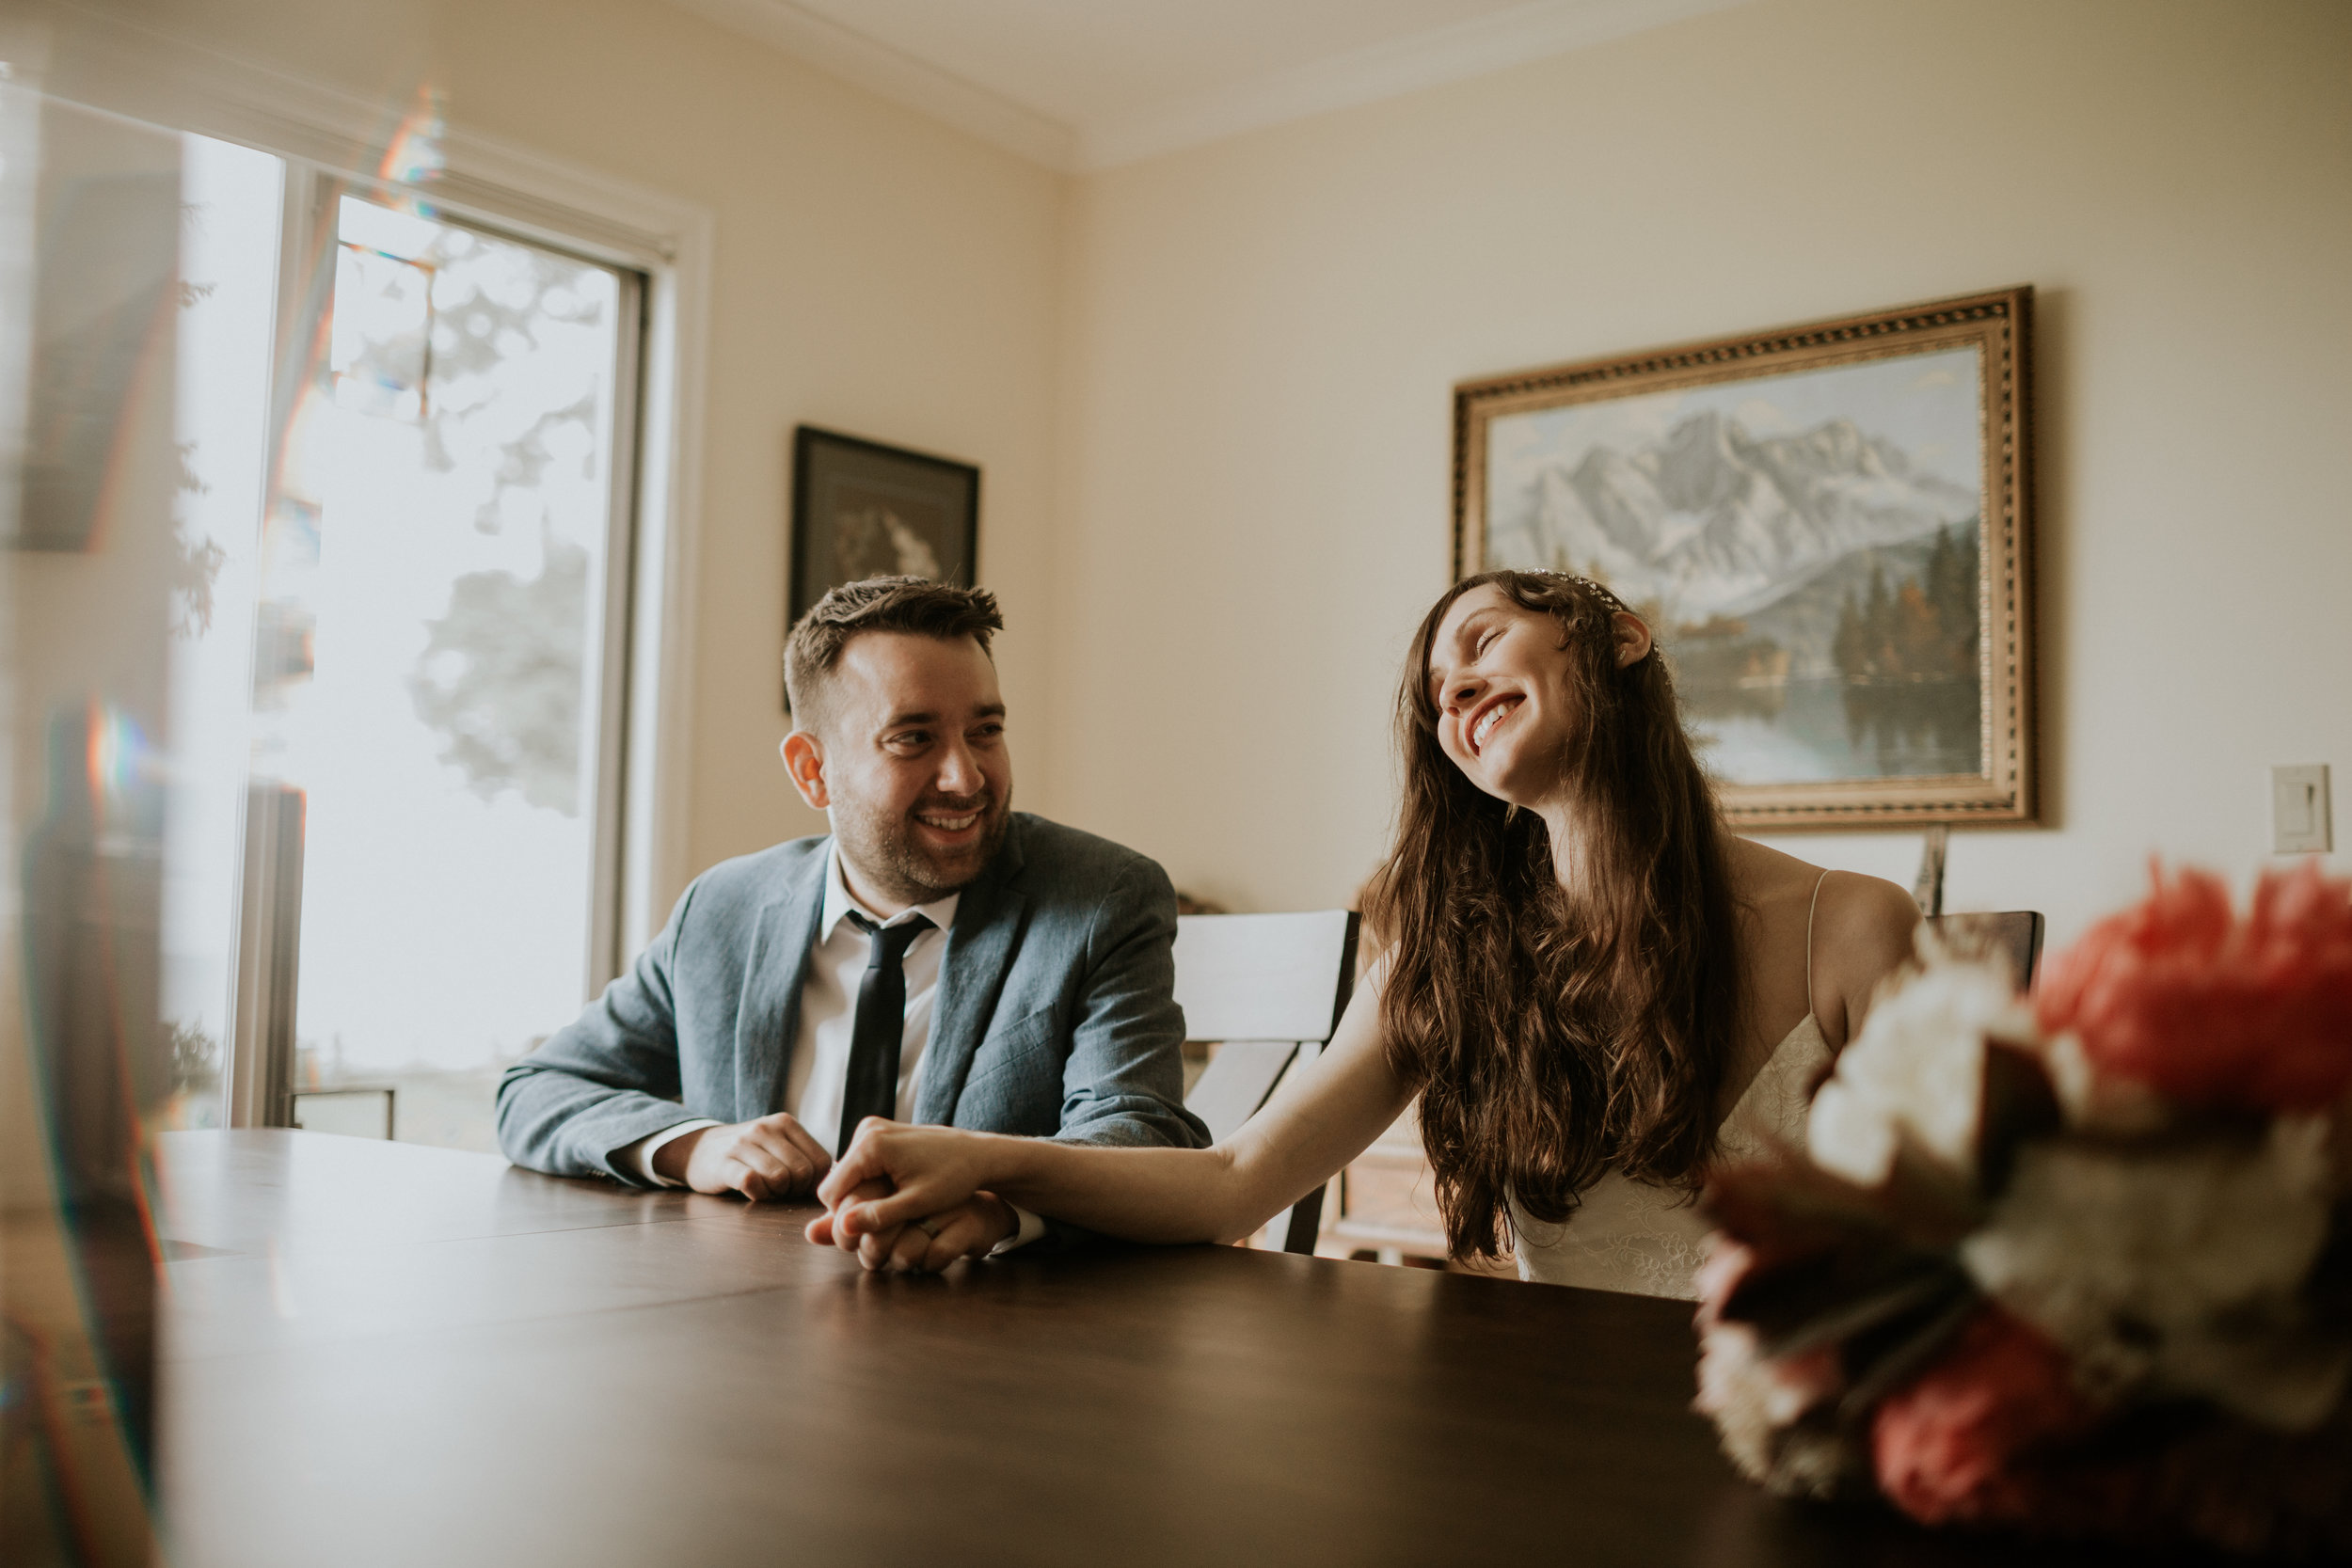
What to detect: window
<box><xmin>161</xmin><ymin>132</ymin><xmax>285</xmax><ymax>1130</ymax></box>
<box><xmin>163</xmin><ymin>135</ymin><xmax>648</xmax><ymax>1151</ymax></box>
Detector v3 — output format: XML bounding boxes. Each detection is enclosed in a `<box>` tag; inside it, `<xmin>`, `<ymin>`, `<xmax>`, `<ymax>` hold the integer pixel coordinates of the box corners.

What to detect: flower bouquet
<box><xmin>1695</xmin><ymin>863</ymin><xmax>2352</xmax><ymax>1558</ymax></box>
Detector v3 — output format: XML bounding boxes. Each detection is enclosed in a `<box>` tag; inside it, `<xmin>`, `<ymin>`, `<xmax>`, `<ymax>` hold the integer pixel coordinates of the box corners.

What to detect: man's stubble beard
<box><xmin>833</xmin><ymin>787</ymin><xmax>1012</xmax><ymax>908</ymax></box>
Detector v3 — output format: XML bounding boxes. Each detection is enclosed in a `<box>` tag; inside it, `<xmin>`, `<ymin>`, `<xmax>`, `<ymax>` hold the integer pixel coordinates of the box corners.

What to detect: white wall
<box><xmin>1043</xmin><ymin>0</ymin><xmax>2352</xmax><ymax>945</ymax></box>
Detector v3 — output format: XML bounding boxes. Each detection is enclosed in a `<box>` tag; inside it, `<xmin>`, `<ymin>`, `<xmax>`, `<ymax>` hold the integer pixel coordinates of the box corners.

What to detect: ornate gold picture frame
<box><xmin>1454</xmin><ymin>287</ymin><xmax>2036</xmax><ymax>830</ymax></box>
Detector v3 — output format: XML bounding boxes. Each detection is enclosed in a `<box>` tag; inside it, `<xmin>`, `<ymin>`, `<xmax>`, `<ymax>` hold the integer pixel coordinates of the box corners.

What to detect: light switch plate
<box><xmin>2272</xmin><ymin>764</ymin><xmax>2332</xmax><ymax>854</ymax></box>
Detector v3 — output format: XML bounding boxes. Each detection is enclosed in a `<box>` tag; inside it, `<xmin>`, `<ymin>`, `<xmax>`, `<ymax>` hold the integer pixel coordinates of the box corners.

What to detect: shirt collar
<box><xmin>820</xmin><ymin>843</ymin><xmax>960</xmax><ymax>943</ymax></box>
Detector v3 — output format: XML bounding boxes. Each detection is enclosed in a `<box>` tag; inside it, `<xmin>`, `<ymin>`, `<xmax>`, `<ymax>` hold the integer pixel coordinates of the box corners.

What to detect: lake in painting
<box><xmin>1483</xmin><ymin>345</ymin><xmax>1986</xmax><ymax>784</ymax></box>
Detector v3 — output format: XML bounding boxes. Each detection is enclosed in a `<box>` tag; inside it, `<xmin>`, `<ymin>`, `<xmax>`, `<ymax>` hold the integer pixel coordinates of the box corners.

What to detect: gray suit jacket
<box><xmin>496</xmin><ymin>813</ymin><xmax>1209</xmax><ymax>1196</ymax></box>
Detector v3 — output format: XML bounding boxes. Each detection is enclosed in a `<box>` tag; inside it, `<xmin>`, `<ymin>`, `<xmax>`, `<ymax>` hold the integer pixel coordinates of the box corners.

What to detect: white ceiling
<box><xmin>665</xmin><ymin>0</ymin><xmax>1756</xmax><ymax>170</ymax></box>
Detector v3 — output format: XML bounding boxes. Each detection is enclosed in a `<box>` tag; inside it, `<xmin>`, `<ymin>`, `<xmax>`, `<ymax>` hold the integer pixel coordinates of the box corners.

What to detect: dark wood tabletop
<box><xmin>159</xmin><ymin>1131</ymin><xmax>2143</xmax><ymax>1568</ymax></box>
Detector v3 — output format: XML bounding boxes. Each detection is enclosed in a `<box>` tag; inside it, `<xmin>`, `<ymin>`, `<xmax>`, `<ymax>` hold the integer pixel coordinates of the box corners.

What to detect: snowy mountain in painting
<box><xmin>1494</xmin><ymin>409</ymin><xmax>1977</xmax><ymax>623</ymax></box>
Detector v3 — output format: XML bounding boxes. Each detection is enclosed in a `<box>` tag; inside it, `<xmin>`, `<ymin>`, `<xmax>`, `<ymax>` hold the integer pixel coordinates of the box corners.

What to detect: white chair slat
<box><xmin>1172</xmin><ymin>911</ymin><xmax>1355</xmax><ymax>1044</ymax></box>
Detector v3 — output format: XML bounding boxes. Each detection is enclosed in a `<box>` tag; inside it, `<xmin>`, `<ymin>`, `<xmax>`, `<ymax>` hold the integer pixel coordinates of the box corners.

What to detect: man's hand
<box><xmin>803</xmin><ymin>1120</ymin><xmax>1022</xmax><ymax>1273</ymax></box>
<box><xmin>654</xmin><ymin>1113</ymin><xmax>832</xmax><ymax>1200</ymax></box>
<box><xmin>804</xmin><ymin>1175</ymin><xmax>1018</xmax><ymax>1273</ymax></box>
<box><xmin>813</xmin><ymin>1117</ymin><xmax>1001</xmax><ymax>1230</ymax></box>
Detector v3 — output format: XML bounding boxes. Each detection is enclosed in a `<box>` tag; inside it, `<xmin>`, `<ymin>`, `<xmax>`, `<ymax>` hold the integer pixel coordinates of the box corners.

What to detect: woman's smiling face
<box><xmin>1425</xmin><ymin>584</ymin><xmax>1582</xmax><ymax>806</ymax></box>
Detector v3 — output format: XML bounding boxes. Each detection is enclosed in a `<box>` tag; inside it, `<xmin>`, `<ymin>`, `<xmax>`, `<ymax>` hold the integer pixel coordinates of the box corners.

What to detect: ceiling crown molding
<box><xmin>1075</xmin><ymin>0</ymin><xmax>1756</xmax><ymax>170</ymax></box>
<box><xmin>664</xmin><ymin>0</ymin><xmax>1079</xmax><ymax>171</ymax></box>
<box><xmin>663</xmin><ymin>0</ymin><xmax>1756</xmax><ymax>175</ymax></box>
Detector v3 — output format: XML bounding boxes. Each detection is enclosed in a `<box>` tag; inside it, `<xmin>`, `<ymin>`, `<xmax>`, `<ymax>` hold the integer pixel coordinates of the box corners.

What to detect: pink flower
<box><xmin>1692</xmin><ymin>1234</ymin><xmax>1756</xmax><ymax>1316</ymax></box>
<box><xmin>1871</xmin><ymin>1307</ymin><xmax>2102</xmax><ymax>1526</ymax></box>
<box><xmin>2035</xmin><ymin>862</ymin><xmax>2352</xmax><ymax>1113</ymax></box>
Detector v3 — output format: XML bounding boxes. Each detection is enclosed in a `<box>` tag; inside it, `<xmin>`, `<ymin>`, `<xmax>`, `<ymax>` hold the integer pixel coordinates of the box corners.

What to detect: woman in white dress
<box><xmin>808</xmin><ymin>570</ymin><xmax>1920</xmax><ymax>1297</ymax></box>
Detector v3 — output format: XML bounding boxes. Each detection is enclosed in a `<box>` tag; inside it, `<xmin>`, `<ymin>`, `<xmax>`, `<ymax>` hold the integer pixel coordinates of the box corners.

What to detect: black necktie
<box><xmin>836</xmin><ymin>911</ymin><xmax>933</xmax><ymax>1157</ymax></box>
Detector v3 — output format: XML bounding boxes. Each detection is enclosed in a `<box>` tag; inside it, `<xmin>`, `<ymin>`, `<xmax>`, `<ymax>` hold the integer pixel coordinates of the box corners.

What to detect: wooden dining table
<box><xmin>159</xmin><ymin>1131</ymin><xmax>2153</xmax><ymax>1568</ymax></box>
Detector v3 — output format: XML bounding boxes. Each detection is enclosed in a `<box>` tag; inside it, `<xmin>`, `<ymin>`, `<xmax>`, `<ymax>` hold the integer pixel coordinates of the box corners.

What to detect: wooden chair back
<box><xmin>1924</xmin><ymin>910</ymin><xmax>2046</xmax><ymax>992</ymax></box>
<box><xmin>1175</xmin><ymin>911</ymin><xmax>1361</xmax><ymax>1254</ymax></box>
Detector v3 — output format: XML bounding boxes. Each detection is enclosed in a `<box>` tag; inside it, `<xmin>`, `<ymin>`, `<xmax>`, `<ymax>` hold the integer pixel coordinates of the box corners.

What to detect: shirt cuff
<box><xmin>617</xmin><ymin>1118</ymin><xmax>722</xmax><ymax>1187</ymax></box>
<box><xmin>987</xmin><ymin>1201</ymin><xmax>1048</xmax><ymax>1256</ymax></box>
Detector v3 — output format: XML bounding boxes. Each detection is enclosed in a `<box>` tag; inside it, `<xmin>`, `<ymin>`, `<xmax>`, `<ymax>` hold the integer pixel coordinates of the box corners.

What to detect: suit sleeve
<box><xmin>495</xmin><ymin>881</ymin><xmax>713</xmax><ymax>1184</ymax></box>
<box><xmin>1013</xmin><ymin>858</ymin><xmax>1210</xmax><ymax>1254</ymax></box>
<box><xmin>1052</xmin><ymin>859</ymin><xmax>1212</xmax><ymax>1152</ymax></box>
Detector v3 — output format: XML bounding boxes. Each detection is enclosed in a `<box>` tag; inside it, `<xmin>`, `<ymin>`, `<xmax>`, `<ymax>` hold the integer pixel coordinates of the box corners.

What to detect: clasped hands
<box><xmin>657</xmin><ymin>1112</ymin><xmax>1003</xmax><ymax>1272</ymax></box>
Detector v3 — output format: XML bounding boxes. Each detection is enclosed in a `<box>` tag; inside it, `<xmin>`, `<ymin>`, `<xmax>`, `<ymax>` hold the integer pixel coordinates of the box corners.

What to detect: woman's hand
<box><xmin>803</xmin><ymin>1118</ymin><xmax>1014</xmax><ymax>1270</ymax></box>
<box><xmin>805</xmin><ymin>1172</ymin><xmax>1018</xmax><ymax>1273</ymax></box>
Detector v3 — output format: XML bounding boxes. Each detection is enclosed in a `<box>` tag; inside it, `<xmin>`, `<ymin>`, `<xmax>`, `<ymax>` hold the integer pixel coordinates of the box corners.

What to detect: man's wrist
<box><xmin>987</xmin><ymin>1196</ymin><xmax>1048</xmax><ymax>1256</ymax></box>
<box><xmin>648</xmin><ymin>1122</ymin><xmax>714</xmax><ymax>1184</ymax></box>
<box><xmin>618</xmin><ymin>1119</ymin><xmax>720</xmax><ymax>1187</ymax></box>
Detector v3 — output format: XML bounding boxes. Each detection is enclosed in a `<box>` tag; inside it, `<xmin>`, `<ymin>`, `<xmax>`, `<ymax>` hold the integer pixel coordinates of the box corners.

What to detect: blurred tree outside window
<box><xmin>163</xmin><ymin>163</ymin><xmax>639</xmax><ymax>1150</ymax></box>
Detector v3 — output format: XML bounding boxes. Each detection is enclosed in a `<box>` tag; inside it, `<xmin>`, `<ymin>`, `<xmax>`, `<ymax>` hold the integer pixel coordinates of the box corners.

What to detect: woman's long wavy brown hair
<box><xmin>1363</xmin><ymin>570</ymin><xmax>1743</xmax><ymax>1260</ymax></box>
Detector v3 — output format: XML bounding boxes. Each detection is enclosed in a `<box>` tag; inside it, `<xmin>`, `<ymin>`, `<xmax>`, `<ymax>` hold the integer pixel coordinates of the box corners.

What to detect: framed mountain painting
<box><xmin>1453</xmin><ymin>287</ymin><xmax>2036</xmax><ymax>829</ymax></box>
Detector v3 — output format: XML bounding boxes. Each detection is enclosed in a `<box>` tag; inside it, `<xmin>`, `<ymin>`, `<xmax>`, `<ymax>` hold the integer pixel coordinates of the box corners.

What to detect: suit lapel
<box><xmin>912</xmin><ymin>823</ymin><xmax>1028</xmax><ymax>1125</ymax></box>
<box><xmin>734</xmin><ymin>847</ymin><xmax>829</xmax><ymax>1119</ymax></box>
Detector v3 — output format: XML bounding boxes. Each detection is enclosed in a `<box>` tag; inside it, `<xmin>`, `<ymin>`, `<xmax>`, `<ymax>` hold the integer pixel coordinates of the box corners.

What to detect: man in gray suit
<box><xmin>498</xmin><ymin>577</ymin><xmax>1206</xmax><ymax>1268</ymax></box>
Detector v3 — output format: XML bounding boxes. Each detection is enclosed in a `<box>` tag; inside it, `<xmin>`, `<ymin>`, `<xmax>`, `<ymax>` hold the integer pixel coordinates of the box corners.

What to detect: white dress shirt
<box><xmin>619</xmin><ymin>846</ymin><xmax>1044</xmax><ymax>1252</ymax></box>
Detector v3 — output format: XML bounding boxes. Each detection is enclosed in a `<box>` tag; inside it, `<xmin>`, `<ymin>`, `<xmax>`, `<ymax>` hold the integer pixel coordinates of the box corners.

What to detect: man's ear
<box><xmin>1610</xmin><ymin>610</ymin><xmax>1655</xmax><ymax>669</ymax></box>
<box><xmin>780</xmin><ymin>731</ymin><xmax>830</xmax><ymax>810</ymax></box>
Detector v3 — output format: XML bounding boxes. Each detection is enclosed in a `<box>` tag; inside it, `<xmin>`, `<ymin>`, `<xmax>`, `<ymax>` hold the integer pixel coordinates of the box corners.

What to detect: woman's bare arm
<box><xmin>1813</xmin><ymin>872</ymin><xmax>1923</xmax><ymax>1048</ymax></box>
<box><xmin>813</xmin><ymin>969</ymin><xmax>1412</xmax><ymax>1260</ymax></box>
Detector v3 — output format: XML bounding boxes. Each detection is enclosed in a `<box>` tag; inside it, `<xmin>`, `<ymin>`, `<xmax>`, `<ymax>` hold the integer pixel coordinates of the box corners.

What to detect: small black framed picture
<box><xmin>788</xmin><ymin>424</ymin><xmax>981</xmax><ymax>641</ymax></box>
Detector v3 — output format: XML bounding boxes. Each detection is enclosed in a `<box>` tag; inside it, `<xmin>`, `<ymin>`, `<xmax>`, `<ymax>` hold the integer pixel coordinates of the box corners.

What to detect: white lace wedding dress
<box><xmin>1507</xmin><ymin>871</ymin><xmax>1835</xmax><ymax>1301</ymax></box>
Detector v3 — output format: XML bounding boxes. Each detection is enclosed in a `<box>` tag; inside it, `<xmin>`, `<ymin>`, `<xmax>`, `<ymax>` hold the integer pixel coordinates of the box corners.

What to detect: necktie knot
<box><xmin>846</xmin><ymin>910</ymin><xmax>932</xmax><ymax>971</ymax></box>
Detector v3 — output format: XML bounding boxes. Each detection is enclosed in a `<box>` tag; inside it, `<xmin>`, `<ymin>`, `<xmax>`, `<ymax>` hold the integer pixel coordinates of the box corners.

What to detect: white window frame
<box><xmin>43</xmin><ymin>10</ymin><xmax>713</xmax><ymax>1117</ymax></box>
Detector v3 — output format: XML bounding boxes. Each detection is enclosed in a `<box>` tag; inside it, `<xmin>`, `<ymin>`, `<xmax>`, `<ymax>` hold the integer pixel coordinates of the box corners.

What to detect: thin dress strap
<box><xmin>1804</xmin><ymin>869</ymin><xmax>1831</xmax><ymax>1022</ymax></box>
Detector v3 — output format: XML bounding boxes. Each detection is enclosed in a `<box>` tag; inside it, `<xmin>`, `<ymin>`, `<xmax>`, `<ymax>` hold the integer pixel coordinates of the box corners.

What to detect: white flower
<box><xmin>1806</xmin><ymin>957</ymin><xmax>2030</xmax><ymax>1186</ymax></box>
<box><xmin>1693</xmin><ymin>1239</ymin><xmax>1848</xmax><ymax>1494</ymax></box>
<box><xmin>1694</xmin><ymin>1319</ymin><xmax>1788</xmax><ymax>1480</ymax></box>
<box><xmin>1961</xmin><ymin>1115</ymin><xmax>2344</xmax><ymax>1428</ymax></box>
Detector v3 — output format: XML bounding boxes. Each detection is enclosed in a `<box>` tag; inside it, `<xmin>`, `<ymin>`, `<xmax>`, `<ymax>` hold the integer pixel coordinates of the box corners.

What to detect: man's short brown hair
<box><xmin>784</xmin><ymin>576</ymin><xmax>1003</xmax><ymax>733</ymax></box>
